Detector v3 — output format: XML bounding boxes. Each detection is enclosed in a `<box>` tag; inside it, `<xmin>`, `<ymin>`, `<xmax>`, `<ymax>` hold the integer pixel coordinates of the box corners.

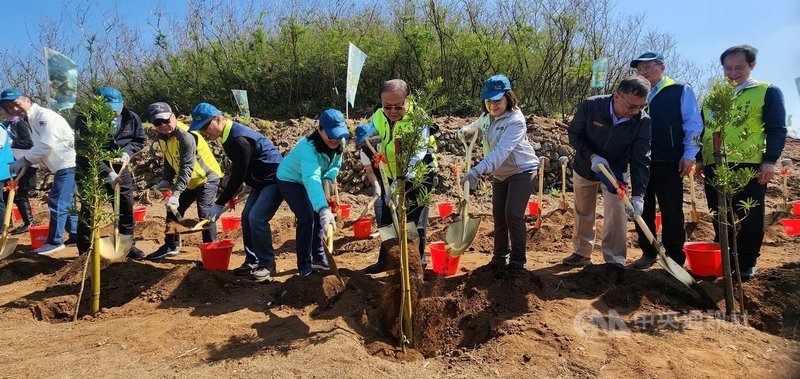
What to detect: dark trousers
<box><xmin>278</xmin><ymin>180</ymin><xmax>327</xmax><ymax>274</ymax></box>
<box><xmin>13</xmin><ymin>166</ymin><xmax>37</xmax><ymax>226</ymax></box>
<box><xmin>77</xmin><ymin>167</ymin><xmax>135</xmax><ymax>254</ymax></box>
<box><xmin>492</xmin><ymin>171</ymin><xmax>535</xmax><ymax>265</ymax></box>
<box><xmin>377</xmin><ymin>172</ymin><xmax>435</xmax><ymax>265</ymax></box>
<box><xmin>703</xmin><ymin>163</ymin><xmax>765</xmax><ymax>269</ymax></box>
<box><xmin>635</xmin><ymin>161</ymin><xmax>686</xmax><ymax>265</ymax></box>
<box><xmin>164</xmin><ymin>180</ymin><xmax>218</xmax><ymax>246</ymax></box>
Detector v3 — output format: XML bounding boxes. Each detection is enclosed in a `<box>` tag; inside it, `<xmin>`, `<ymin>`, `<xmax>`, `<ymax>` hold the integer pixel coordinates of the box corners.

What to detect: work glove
<box><xmin>107</xmin><ymin>172</ymin><xmax>121</xmax><ymax>187</ymax></box>
<box><xmin>590</xmin><ymin>155</ymin><xmax>610</xmax><ymax>173</ymax></box>
<box><xmin>626</xmin><ymin>196</ymin><xmax>644</xmax><ymax>219</ymax></box>
<box><xmin>595</xmin><ymin>166</ymin><xmax>626</xmax><ymax>194</ymax></box>
<box><xmin>208</xmin><ymin>203</ymin><xmax>225</xmax><ymax>222</ymax></box>
<box><xmin>119</xmin><ymin>152</ymin><xmax>130</xmax><ymax>166</ymax></box>
<box><xmin>9</xmin><ymin>158</ymin><xmax>29</xmax><ymax>175</ymax></box>
<box><xmin>165</xmin><ymin>193</ymin><xmax>180</xmax><ymax>208</ymax></box>
<box><xmin>371</xmin><ymin>182</ymin><xmax>381</xmax><ymax>197</ymax></box>
<box><xmin>156</xmin><ymin>180</ymin><xmax>171</xmax><ymax>192</ymax></box>
<box><xmin>460</xmin><ymin>168</ymin><xmax>479</xmax><ymax>191</ymax></box>
<box><xmin>320</xmin><ymin>207</ymin><xmax>337</xmax><ymax>231</ymax></box>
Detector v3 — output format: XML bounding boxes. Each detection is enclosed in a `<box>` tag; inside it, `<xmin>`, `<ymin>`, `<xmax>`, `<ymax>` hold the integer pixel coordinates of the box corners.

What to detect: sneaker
<box><xmin>299</xmin><ymin>268</ymin><xmax>319</xmax><ymax>277</ymax></box>
<box><xmin>34</xmin><ymin>243</ymin><xmax>65</xmax><ymax>255</ymax></box>
<box><xmin>145</xmin><ymin>245</ymin><xmax>180</xmax><ymax>261</ymax></box>
<box><xmin>232</xmin><ymin>262</ymin><xmax>258</xmax><ymax>276</ymax></box>
<box><xmin>508</xmin><ymin>261</ymin><xmax>526</xmax><ymax>271</ymax></box>
<box><xmin>562</xmin><ymin>253</ymin><xmax>592</xmax><ymax>266</ymax></box>
<box><xmin>127</xmin><ymin>246</ymin><xmax>145</xmax><ymax>260</ymax></box>
<box><xmin>252</xmin><ymin>263</ymin><xmax>276</xmax><ymax>283</ymax></box>
<box><xmin>311</xmin><ymin>260</ymin><xmax>330</xmax><ymax>271</ymax></box>
<box><xmin>632</xmin><ymin>256</ymin><xmax>657</xmax><ymax>270</ymax></box>
<box><xmin>739</xmin><ymin>266</ymin><xmax>757</xmax><ymax>282</ymax></box>
<box><xmin>10</xmin><ymin>225</ymin><xmax>29</xmax><ymax>236</ymax></box>
<box><xmin>63</xmin><ymin>237</ymin><xmax>78</xmax><ymax>247</ymax></box>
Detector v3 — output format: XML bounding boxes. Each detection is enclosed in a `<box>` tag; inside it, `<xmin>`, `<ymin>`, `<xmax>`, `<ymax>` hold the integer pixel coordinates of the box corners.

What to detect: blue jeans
<box><xmin>48</xmin><ymin>167</ymin><xmax>78</xmax><ymax>245</ymax></box>
<box><xmin>241</xmin><ymin>183</ymin><xmax>283</xmax><ymax>268</ymax></box>
<box><xmin>277</xmin><ymin>179</ymin><xmax>326</xmax><ymax>275</ymax></box>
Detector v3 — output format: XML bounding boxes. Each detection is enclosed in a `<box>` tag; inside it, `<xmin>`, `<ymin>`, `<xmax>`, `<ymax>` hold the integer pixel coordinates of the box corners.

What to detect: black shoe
<box><xmin>739</xmin><ymin>266</ymin><xmax>757</xmax><ymax>282</ymax></box>
<box><xmin>366</xmin><ymin>245</ymin><xmax>388</xmax><ymax>274</ymax></box>
<box><xmin>232</xmin><ymin>262</ymin><xmax>258</xmax><ymax>276</ymax></box>
<box><xmin>64</xmin><ymin>237</ymin><xmax>78</xmax><ymax>247</ymax></box>
<box><xmin>507</xmin><ymin>261</ymin><xmax>526</xmax><ymax>271</ymax></box>
<box><xmin>10</xmin><ymin>225</ymin><xmax>29</xmax><ymax>236</ymax></box>
<box><xmin>252</xmin><ymin>262</ymin><xmax>277</xmax><ymax>282</ymax></box>
<box><xmin>145</xmin><ymin>245</ymin><xmax>179</xmax><ymax>261</ymax></box>
<box><xmin>127</xmin><ymin>246</ymin><xmax>144</xmax><ymax>260</ymax></box>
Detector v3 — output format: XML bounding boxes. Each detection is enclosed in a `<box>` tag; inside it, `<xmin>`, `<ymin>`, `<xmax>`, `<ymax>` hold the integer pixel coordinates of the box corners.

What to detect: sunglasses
<box><xmin>153</xmin><ymin>118</ymin><xmax>170</xmax><ymax>126</ymax></box>
<box><xmin>383</xmin><ymin>104</ymin><xmax>405</xmax><ymax>112</ymax></box>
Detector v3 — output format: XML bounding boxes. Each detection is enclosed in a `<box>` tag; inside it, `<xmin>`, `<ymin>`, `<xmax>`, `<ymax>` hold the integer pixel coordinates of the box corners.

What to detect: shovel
<box><xmin>98</xmin><ymin>161</ymin><xmax>133</xmax><ymax>260</ymax></box>
<box><xmin>598</xmin><ymin>164</ymin><xmax>714</xmax><ymax>303</ymax></box>
<box><xmin>343</xmin><ymin>194</ymin><xmax>379</xmax><ymax>229</ymax></box>
<box><xmin>685</xmin><ymin>165</ymin><xmax>701</xmax><ymax>237</ymax></box>
<box><xmin>558</xmin><ymin>156</ymin><xmax>569</xmax><ymax>210</ymax></box>
<box><xmin>322</xmin><ymin>224</ymin><xmax>344</xmax><ymax>284</ymax></box>
<box><xmin>0</xmin><ymin>166</ymin><xmax>27</xmax><ymax>261</ymax></box>
<box><xmin>528</xmin><ymin>156</ymin><xmax>549</xmax><ymax>240</ymax></box>
<box><xmin>444</xmin><ymin>131</ymin><xmax>481</xmax><ymax>256</ymax></box>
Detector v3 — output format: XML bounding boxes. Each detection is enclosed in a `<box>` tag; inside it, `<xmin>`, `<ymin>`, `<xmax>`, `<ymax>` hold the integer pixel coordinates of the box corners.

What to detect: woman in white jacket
<box><xmin>459</xmin><ymin>75</ymin><xmax>539</xmax><ymax>270</ymax></box>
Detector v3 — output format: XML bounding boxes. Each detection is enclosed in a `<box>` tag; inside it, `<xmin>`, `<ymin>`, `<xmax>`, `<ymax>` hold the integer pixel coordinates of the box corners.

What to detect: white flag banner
<box><xmin>346</xmin><ymin>43</ymin><xmax>367</xmax><ymax>108</ymax></box>
<box><xmin>45</xmin><ymin>48</ymin><xmax>78</xmax><ymax>110</ymax></box>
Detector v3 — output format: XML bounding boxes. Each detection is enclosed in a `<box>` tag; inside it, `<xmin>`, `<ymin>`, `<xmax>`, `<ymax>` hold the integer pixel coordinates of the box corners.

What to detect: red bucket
<box><xmin>353</xmin><ymin>217</ymin><xmax>373</xmax><ymax>239</ymax></box>
<box><xmin>199</xmin><ymin>239</ymin><xmax>234</xmax><ymax>271</ymax></box>
<box><xmin>437</xmin><ymin>202</ymin><xmax>454</xmax><ymax>218</ymax></box>
<box><xmin>683</xmin><ymin>242</ymin><xmax>722</xmax><ymax>277</ymax></box>
<box><xmin>528</xmin><ymin>201</ymin><xmax>539</xmax><ymax>216</ymax></box>
<box><xmin>340</xmin><ymin>204</ymin><xmax>351</xmax><ymax>218</ymax></box>
<box><xmin>29</xmin><ymin>225</ymin><xmax>49</xmax><ymax>249</ymax></box>
<box><xmin>655</xmin><ymin>212</ymin><xmax>662</xmax><ymax>233</ymax></box>
<box><xmin>429</xmin><ymin>241</ymin><xmax>460</xmax><ymax>276</ymax></box>
<box><xmin>133</xmin><ymin>207</ymin><xmax>147</xmax><ymax>222</ymax></box>
<box><xmin>781</xmin><ymin>219</ymin><xmax>800</xmax><ymax>236</ymax></box>
<box><xmin>220</xmin><ymin>216</ymin><xmax>241</xmax><ymax>231</ymax></box>
<box><xmin>793</xmin><ymin>201</ymin><xmax>800</xmax><ymax>216</ymax></box>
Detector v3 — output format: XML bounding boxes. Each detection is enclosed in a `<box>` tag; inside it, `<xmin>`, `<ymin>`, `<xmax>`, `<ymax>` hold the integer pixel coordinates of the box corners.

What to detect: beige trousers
<box><xmin>571</xmin><ymin>171</ymin><xmax>628</xmax><ymax>265</ymax></box>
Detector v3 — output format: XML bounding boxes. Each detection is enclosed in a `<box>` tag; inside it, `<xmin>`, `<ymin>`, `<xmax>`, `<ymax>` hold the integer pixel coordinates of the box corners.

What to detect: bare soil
<box><xmin>1</xmin><ymin>117</ymin><xmax>798</xmax><ymax>378</ymax></box>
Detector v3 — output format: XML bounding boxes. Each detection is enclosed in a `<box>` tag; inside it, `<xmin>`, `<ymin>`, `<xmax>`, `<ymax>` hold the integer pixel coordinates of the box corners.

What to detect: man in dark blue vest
<box><xmin>629</xmin><ymin>52</ymin><xmax>703</xmax><ymax>269</ymax></box>
<box><xmin>189</xmin><ymin>103</ymin><xmax>284</xmax><ymax>282</ymax></box>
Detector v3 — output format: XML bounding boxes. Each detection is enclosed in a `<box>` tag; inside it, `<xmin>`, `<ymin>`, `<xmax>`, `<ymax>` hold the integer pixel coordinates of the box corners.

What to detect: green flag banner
<box><xmin>231</xmin><ymin>89</ymin><xmax>250</xmax><ymax>117</ymax></box>
<box><xmin>45</xmin><ymin>48</ymin><xmax>78</xmax><ymax>111</ymax></box>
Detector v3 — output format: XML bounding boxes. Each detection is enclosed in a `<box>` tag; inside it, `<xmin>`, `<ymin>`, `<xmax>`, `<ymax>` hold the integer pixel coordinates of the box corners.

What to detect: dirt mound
<box><xmin>745</xmin><ymin>262</ymin><xmax>800</xmax><ymax>340</ymax></box>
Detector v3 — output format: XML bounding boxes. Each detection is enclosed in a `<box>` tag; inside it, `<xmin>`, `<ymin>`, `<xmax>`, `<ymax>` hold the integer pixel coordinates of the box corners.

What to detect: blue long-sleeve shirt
<box><xmin>648</xmin><ymin>78</ymin><xmax>703</xmax><ymax>160</ymax></box>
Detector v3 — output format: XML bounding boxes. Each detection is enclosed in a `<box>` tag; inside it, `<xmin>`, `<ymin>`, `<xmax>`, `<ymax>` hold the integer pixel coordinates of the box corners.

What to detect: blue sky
<box><xmin>2</xmin><ymin>0</ymin><xmax>798</xmax><ymax>126</ymax></box>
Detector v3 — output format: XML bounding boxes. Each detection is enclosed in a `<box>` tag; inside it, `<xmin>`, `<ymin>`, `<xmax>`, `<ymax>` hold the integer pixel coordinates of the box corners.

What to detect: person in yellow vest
<box><xmin>697</xmin><ymin>44</ymin><xmax>787</xmax><ymax>281</ymax></box>
<box><xmin>144</xmin><ymin>102</ymin><xmax>223</xmax><ymax>261</ymax></box>
<box><xmin>366</xmin><ymin>79</ymin><xmax>438</xmax><ymax>274</ymax></box>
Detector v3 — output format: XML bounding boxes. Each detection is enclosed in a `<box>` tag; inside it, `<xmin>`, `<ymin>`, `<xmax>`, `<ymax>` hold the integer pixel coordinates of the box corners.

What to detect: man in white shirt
<box><xmin>0</xmin><ymin>88</ymin><xmax>78</xmax><ymax>255</ymax></box>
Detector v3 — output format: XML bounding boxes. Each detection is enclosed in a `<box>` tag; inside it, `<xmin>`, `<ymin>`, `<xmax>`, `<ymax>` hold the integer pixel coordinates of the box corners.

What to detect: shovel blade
<box><xmin>378</xmin><ymin>222</ymin><xmax>418</xmax><ymax>242</ymax></box>
<box><xmin>444</xmin><ymin>218</ymin><xmax>481</xmax><ymax>256</ymax></box>
<box><xmin>98</xmin><ymin>234</ymin><xmax>132</xmax><ymax>261</ymax></box>
<box><xmin>0</xmin><ymin>237</ymin><xmax>20</xmax><ymax>261</ymax></box>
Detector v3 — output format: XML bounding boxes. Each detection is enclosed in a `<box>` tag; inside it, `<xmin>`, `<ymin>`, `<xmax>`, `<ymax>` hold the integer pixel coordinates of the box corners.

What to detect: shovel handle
<box><xmin>688</xmin><ymin>168</ymin><xmax>698</xmax><ymax>213</ymax></box>
<box><xmin>323</xmin><ymin>224</ymin><xmax>343</xmax><ymax>283</ymax></box>
<box><xmin>598</xmin><ymin>164</ymin><xmax>657</xmax><ymax>244</ymax></box>
<box><xmin>534</xmin><ymin>157</ymin><xmax>548</xmax><ymax>227</ymax></box>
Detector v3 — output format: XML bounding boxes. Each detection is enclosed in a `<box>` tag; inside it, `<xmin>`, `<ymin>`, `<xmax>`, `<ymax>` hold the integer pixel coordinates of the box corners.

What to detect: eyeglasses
<box><xmin>634</xmin><ymin>63</ymin><xmax>660</xmax><ymax>74</ymax></box>
<box><xmin>484</xmin><ymin>99</ymin><xmax>505</xmax><ymax>107</ymax></box>
<box><xmin>383</xmin><ymin>104</ymin><xmax>405</xmax><ymax>112</ymax></box>
<box><xmin>153</xmin><ymin>118</ymin><xmax>170</xmax><ymax>126</ymax></box>
<box><xmin>616</xmin><ymin>93</ymin><xmax>648</xmax><ymax>111</ymax></box>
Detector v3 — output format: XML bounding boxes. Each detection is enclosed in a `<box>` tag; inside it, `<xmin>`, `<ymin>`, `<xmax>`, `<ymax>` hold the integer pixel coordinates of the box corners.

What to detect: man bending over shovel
<box><xmin>562</xmin><ymin>76</ymin><xmax>652</xmax><ymax>268</ymax></box>
<box><xmin>144</xmin><ymin>102</ymin><xmax>223</xmax><ymax>261</ymax></box>
<box><xmin>189</xmin><ymin>103</ymin><xmax>284</xmax><ymax>282</ymax></box>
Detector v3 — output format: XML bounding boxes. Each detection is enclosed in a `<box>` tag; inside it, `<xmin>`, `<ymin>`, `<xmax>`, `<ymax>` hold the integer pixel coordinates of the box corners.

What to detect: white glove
<box><xmin>320</xmin><ymin>207</ymin><xmax>337</xmax><ymax>231</ymax></box>
<box><xmin>590</xmin><ymin>155</ymin><xmax>609</xmax><ymax>173</ymax></box>
<box><xmin>156</xmin><ymin>180</ymin><xmax>171</xmax><ymax>192</ymax></box>
<box><xmin>372</xmin><ymin>182</ymin><xmax>381</xmax><ymax>197</ymax></box>
<box><xmin>460</xmin><ymin>168</ymin><xmax>479</xmax><ymax>191</ymax></box>
<box><xmin>208</xmin><ymin>203</ymin><xmax>225</xmax><ymax>222</ymax></box>
<box><xmin>119</xmin><ymin>152</ymin><xmax>130</xmax><ymax>166</ymax></box>
<box><xmin>165</xmin><ymin>194</ymin><xmax>180</xmax><ymax>208</ymax></box>
<box><xmin>107</xmin><ymin>172</ymin><xmax>120</xmax><ymax>187</ymax></box>
<box><xmin>626</xmin><ymin>196</ymin><xmax>644</xmax><ymax>219</ymax></box>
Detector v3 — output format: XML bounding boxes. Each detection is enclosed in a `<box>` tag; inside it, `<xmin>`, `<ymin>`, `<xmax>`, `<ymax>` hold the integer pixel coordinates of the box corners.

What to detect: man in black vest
<box><xmin>629</xmin><ymin>52</ymin><xmax>703</xmax><ymax>269</ymax></box>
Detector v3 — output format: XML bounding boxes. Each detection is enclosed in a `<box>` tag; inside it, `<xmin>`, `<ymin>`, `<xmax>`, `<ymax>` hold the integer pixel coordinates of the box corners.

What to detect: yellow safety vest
<box><xmin>158</xmin><ymin>121</ymin><xmax>223</xmax><ymax>189</ymax></box>
<box><xmin>701</xmin><ymin>82</ymin><xmax>769</xmax><ymax>164</ymax></box>
<box><xmin>370</xmin><ymin>103</ymin><xmax>438</xmax><ymax>178</ymax></box>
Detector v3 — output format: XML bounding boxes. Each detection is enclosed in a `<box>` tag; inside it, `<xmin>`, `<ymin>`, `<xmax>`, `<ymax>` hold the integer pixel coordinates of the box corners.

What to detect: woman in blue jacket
<box><xmin>277</xmin><ymin>109</ymin><xmax>350</xmax><ymax>276</ymax></box>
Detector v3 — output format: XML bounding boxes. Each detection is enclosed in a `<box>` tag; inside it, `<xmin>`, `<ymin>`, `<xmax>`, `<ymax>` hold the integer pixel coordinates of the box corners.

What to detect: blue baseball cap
<box><xmin>0</xmin><ymin>88</ymin><xmax>25</xmax><ymax>102</ymax></box>
<box><xmin>189</xmin><ymin>102</ymin><xmax>222</xmax><ymax>131</ymax></box>
<box><xmin>95</xmin><ymin>86</ymin><xmax>124</xmax><ymax>112</ymax></box>
<box><xmin>630</xmin><ymin>52</ymin><xmax>664</xmax><ymax>67</ymax></box>
<box><xmin>480</xmin><ymin>75</ymin><xmax>512</xmax><ymax>101</ymax></box>
<box><xmin>354</xmin><ymin>123</ymin><xmax>376</xmax><ymax>145</ymax></box>
<box><xmin>319</xmin><ymin>109</ymin><xmax>350</xmax><ymax>139</ymax></box>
